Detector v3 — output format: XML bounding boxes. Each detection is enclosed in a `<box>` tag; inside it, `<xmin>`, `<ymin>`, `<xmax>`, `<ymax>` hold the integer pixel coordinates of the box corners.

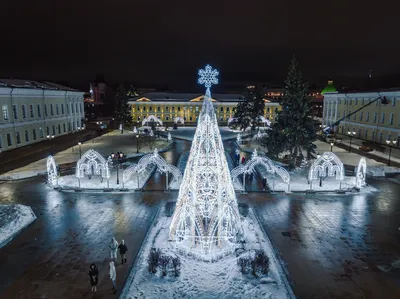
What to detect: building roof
<box><xmin>0</xmin><ymin>79</ymin><xmax>78</xmax><ymax>91</ymax></box>
<box><xmin>321</xmin><ymin>80</ymin><xmax>337</xmax><ymax>94</ymax></box>
<box><xmin>130</xmin><ymin>92</ymin><xmax>244</xmax><ymax>103</ymax></box>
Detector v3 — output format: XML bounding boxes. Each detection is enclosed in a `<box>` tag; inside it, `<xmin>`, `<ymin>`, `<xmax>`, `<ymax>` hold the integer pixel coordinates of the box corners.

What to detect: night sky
<box><xmin>1</xmin><ymin>0</ymin><xmax>400</xmax><ymax>90</ymax></box>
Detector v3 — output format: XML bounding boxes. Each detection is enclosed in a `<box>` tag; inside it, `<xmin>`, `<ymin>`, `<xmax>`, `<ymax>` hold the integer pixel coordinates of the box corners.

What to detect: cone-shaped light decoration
<box><xmin>169</xmin><ymin>65</ymin><xmax>241</xmax><ymax>257</ymax></box>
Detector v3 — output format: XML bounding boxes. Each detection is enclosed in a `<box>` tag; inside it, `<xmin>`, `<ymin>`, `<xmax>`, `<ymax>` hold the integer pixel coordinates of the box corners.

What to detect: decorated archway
<box><xmin>231</xmin><ymin>149</ymin><xmax>290</xmax><ymax>192</ymax></box>
<box><xmin>308</xmin><ymin>152</ymin><xmax>344</xmax><ymax>190</ymax></box>
<box><xmin>142</xmin><ymin>115</ymin><xmax>163</xmax><ymax>126</ymax></box>
<box><xmin>227</xmin><ymin>117</ymin><xmax>237</xmax><ymax>126</ymax></box>
<box><xmin>123</xmin><ymin>148</ymin><xmax>182</xmax><ymax>190</ymax></box>
<box><xmin>174</xmin><ymin>116</ymin><xmax>184</xmax><ymax>124</ymax></box>
<box><xmin>258</xmin><ymin>116</ymin><xmax>271</xmax><ymax>127</ymax></box>
<box><xmin>76</xmin><ymin>149</ymin><xmax>110</xmax><ymax>180</ymax></box>
<box><xmin>355</xmin><ymin>157</ymin><xmax>367</xmax><ymax>189</ymax></box>
<box><xmin>47</xmin><ymin>155</ymin><xmax>58</xmax><ymax>188</ymax></box>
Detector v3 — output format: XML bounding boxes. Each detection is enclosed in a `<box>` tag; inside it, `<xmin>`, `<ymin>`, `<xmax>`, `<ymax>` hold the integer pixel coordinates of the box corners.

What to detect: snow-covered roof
<box><xmin>0</xmin><ymin>79</ymin><xmax>78</xmax><ymax>91</ymax></box>
<box><xmin>130</xmin><ymin>92</ymin><xmax>243</xmax><ymax>103</ymax></box>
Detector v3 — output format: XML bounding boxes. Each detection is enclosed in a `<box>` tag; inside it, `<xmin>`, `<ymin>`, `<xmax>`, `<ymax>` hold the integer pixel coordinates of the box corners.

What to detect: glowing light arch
<box><xmin>308</xmin><ymin>152</ymin><xmax>344</xmax><ymax>188</ymax></box>
<box><xmin>174</xmin><ymin>116</ymin><xmax>184</xmax><ymax>124</ymax></box>
<box><xmin>76</xmin><ymin>149</ymin><xmax>110</xmax><ymax>179</ymax></box>
<box><xmin>47</xmin><ymin>155</ymin><xmax>58</xmax><ymax>188</ymax></box>
<box><xmin>356</xmin><ymin>157</ymin><xmax>367</xmax><ymax>189</ymax></box>
<box><xmin>142</xmin><ymin>115</ymin><xmax>163</xmax><ymax>126</ymax></box>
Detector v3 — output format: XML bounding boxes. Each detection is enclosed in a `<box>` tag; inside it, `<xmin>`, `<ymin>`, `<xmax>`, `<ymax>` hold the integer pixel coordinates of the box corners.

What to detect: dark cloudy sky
<box><xmin>1</xmin><ymin>0</ymin><xmax>400</xmax><ymax>90</ymax></box>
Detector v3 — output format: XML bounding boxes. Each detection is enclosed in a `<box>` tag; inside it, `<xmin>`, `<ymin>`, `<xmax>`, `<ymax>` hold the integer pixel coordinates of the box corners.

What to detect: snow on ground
<box><xmin>0</xmin><ymin>170</ymin><xmax>46</xmax><ymax>181</ymax></box>
<box><xmin>122</xmin><ymin>207</ymin><xmax>293</xmax><ymax>299</ymax></box>
<box><xmin>0</xmin><ymin>204</ymin><xmax>36</xmax><ymax>248</ymax></box>
<box><xmin>57</xmin><ymin>164</ymin><xmax>156</xmax><ymax>190</ymax></box>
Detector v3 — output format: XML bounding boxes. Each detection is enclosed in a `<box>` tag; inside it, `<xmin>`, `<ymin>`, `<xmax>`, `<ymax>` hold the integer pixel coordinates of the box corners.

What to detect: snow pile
<box><xmin>122</xmin><ymin>208</ymin><xmax>293</xmax><ymax>299</ymax></box>
<box><xmin>0</xmin><ymin>170</ymin><xmax>46</xmax><ymax>181</ymax></box>
<box><xmin>57</xmin><ymin>164</ymin><xmax>156</xmax><ymax>190</ymax></box>
<box><xmin>366</xmin><ymin>166</ymin><xmax>400</xmax><ymax>177</ymax></box>
<box><xmin>0</xmin><ymin>204</ymin><xmax>36</xmax><ymax>248</ymax></box>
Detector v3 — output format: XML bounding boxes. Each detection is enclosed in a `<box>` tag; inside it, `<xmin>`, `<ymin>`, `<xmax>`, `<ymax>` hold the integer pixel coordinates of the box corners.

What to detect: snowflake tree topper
<box><xmin>198</xmin><ymin>64</ymin><xmax>219</xmax><ymax>89</ymax></box>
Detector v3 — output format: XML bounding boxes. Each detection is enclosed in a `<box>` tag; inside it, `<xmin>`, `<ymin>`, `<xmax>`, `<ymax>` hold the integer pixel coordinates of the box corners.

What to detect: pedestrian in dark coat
<box><xmin>89</xmin><ymin>263</ymin><xmax>99</xmax><ymax>292</ymax></box>
<box><xmin>118</xmin><ymin>240</ymin><xmax>128</xmax><ymax>264</ymax></box>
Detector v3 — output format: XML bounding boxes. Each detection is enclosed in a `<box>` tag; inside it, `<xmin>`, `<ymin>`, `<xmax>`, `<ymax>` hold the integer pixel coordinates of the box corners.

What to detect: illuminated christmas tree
<box><xmin>169</xmin><ymin>65</ymin><xmax>241</xmax><ymax>257</ymax></box>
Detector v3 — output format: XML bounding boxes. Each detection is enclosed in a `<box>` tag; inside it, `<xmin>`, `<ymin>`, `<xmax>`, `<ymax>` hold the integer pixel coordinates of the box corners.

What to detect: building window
<box><xmin>143</xmin><ymin>107</ymin><xmax>146</xmax><ymax>112</ymax></box>
<box><xmin>355</xmin><ymin>98</ymin><xmax>358</xmax><ymax>105</ymax></box>
<box><xmin>50</xmin><ymin>104</ymin><xmax>54</xmax><ymax>116</ymax></box>
<box><xmin>40</xmin><ymin>128</ymin><xmax>44</xmax><ymax>138</ymax></box>
<box><xmin>149</xmin><ymin>106</ymin><xmax>153</xmax><ymax>111</ymax></box>
<box><xmin>364</xmin><ymin>129</ymin><xmax>368</xmax><ymax>139</ymax></box>
<box><xmin>56</xmin><ymin>104</ymin><xmax>59</xmax><ymax>115</ymax></box>
<box><xmin>61</xmin><ymin>104</ymin><xmax>64</xmax><ymax>114</ymax></box>
<box><xmin>379</xmin><ymin>132</ymin><xmax>383</xmax><ymax>142</ymax></box>
<box><xmin>275</xmin><ymin>108</ymin><xmax>278</xmax><ymax>113</ymax></box>
<box><xmin>25</xmin><ymin>130</ymin><xmax>29</xmax><ymax>142</ymax></box>
<box><xmin>358</xmin><ymin>128</ymin><xmax>362</xmax><ymax>137</ymax></box>
<box><xmin>361</xmin><ymin>98</ymin><xmax>365</xmax><ymax>105</ymax></box>
<box><xmin>166</xmin><ymin>116</ymin><xmax>169</xmax><ymax>120</ymax></box>
<box><xmin>166</xmin><ymin>107</ymin><xmax>169</xmax><ymax>111</ymax></box>
<box><xmin>7</xmin><ymin>133</ymin><xmax>12</xmax><ymax>146</ymax></box>
<box><xmin>71</xmin><ymin>103</ymin><xmax>74</xmax><ymax>113</ymax></box>
<box><xmin>196</xmin><ymin>107</ymin><xmax>199</xmax><ymax>112</ymax></box>
<box><xmin>220</xmin><ymin>107</ymin><xmax>223</xmax><ymax>112</ymax></box>
<box><xmin>52</xmin><ymin>125</ymin><xmax>55</xmax><ymax>135</ymax></box>
<box><xmin>63</xmin><ymin>124</ymin><xmax>66</xmax><ymax>132</ymax></box>
<box><xmin>178</xmin><ymin>107</ymin><xmax>181</xmax><ymax>112</ymax></box>
<box><xmin>75</xmin><ymin>103</ymin><xmax>78</xmax><ymax>114</ymax></box>
<box><xmin>37</xmin><ymin>104</ymin><xmax>41</xmax><ymax>117</ymax></box>
<box><xmin>13</xmin><ymin>104</ymin><xmax>18</xmax><ymax>119</ymax></box>
<box><xmin>372</xmin><ymin>131</ymin><xmax>375</xmax><ymax>141</ymax></box>
<box><xmin>390</xmin><ymin>113</ymin><xmax>394</xmax><ymax>125</ymax></box>
<box><xmin>16</xmin><ymin>132</ymin><xmax>21</xmax><ymax>144</ymax></box>
<box><xmin>360</xmin><ymin>112</ymin><xmax>363</xmax><ymax>121</ymax></box>
<box><xmin>393</xmin><ymin>98</ymin><xmax>396</xmax><ymax>106</ymax></box>
<box><xmin>353</xmin><ymin>113</ymin><xmax>356</xmax><ymax>120</ymax></box>
<box><xmin>44</xmin><ymin>104</ymin><xmax>48</xmax><ymax>116</ymax></box>
<box><xmin>66</xmin><ymin>103</ymin><xmax>69</xmax><ymax>113</ymax></box>
<box><xmin>58</xmin><ymin>124</ymin><xmax>61</xmax><ymax>134</ymax></box>
<box><xmin>33</xmin><ymin>129</ymin><xmax>36</xmax><ymax>140</ymax></box>
<box><xmin>190</xmin><ymin>116</ymin><xmax>193</xmax><ymax>121</ymax></box>
<box><xmin>0</xmin><ymin>136</ymin><xmax>2</xmax><ymax>149</ymax></box>
<box><xmin>22</xmin><ymin>105</ymin><xmax>26</xmax><ymax>119</ymax></box>
<box><xmin>137</xmin><ymin>116</ymin><xmax>140</xmax><ymax>120</ymax></box>
<box><xmin>2</xmin><ymin>105</ymin><xmax>8</xmax><ymax>120</ymax></box>
<box><xmin>157</xmin><ymin>107</ymin><xmax>160</xmax><ymax>111</ymax></box>
<box><xmin>381</xmin><ymin>113</ymin><xmax>385</xmax><ymax>124</ymax></box>
<box><xmin>172</xmin><ymin>107</ymin><xmax>175</xmax><ymax>111</ymax></box>
<box><xmin>373</xmin><ymin>112</ymin><xmax>377</xmax><ymax>123</ymax></box>
<box><xmin>29</xmin><ymin>104</ymin><xmax>34</xmax><ymax>118</ymax></box>
<box><xmin>227</xmin><ymin>107</ymin><xmax>230</xmax><ymax>112</ymax></box>
<box><xmin>46</xmin><ymin>126</ymin><xmax>50</xmax><ymax>136</ymax></box>
<box><xmin>366</xmin><ymin>112</ymin><xmax>369</xmax><ymax>122</ymax></box>
<box><xmin>220</xmin><ymin>117</ymin><xmax>223</xmax><ymax>121</ymax></box>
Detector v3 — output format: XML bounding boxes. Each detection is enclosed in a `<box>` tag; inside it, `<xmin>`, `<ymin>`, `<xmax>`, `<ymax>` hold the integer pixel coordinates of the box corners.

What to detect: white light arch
<box><xmin>258</xmin><ymin>116</ymin><xmax>271</xmax><ymax>126</ymax></box>
<box><xmin>356</xmin><ymin>157</ymin><xmax>367</xmax><ymax>189</ymax></box>
<box><xmin>227</xmin><ymin>117</ymin><xmax>237</xmax><ymax>126</ymax></box>
<box><xmin>174</xmin><ymin>116</ymin><xmax>184</xmax><ymax>124</ymax></box>
<box><xmin>308</xmin><ymin>152</ymin><xmax>344</xmax><ymax>188</ymax></box>
<box><xmin>142</xmin><ymin>115</ymin><xmax>163</xmax><ymax>126</ymax></box>
<box><xmin>47</xmin><ymin>155</ymin><xmax>58</xmax><ymax>188</ymax></box>
<box><xmin>76</xmin><ymin>149</ymin><xmax>110</xmax><ymax>179</ymax></box>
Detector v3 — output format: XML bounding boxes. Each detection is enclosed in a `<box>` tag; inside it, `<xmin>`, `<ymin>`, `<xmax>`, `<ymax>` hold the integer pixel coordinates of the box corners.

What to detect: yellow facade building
<box><xmin>128</xmin><ymin>92</ymin><xmax>281</xmax><ymax>125</ymax></box>
<box><xmin>323</xmin><ymin>89</ymin><xmax>400</xmax><ymax>145</ymax></box>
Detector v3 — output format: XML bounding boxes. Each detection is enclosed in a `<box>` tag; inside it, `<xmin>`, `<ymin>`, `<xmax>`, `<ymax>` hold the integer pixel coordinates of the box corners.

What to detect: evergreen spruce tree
<box><xmin>267</xmin><ymin>56</ymin><xmax>317</xmax><ymax>168</ymax></box>
<box><xmin>234</xmin><ymin>85</ymin><xmax>265</xmax><ymax>132</ymax></box>
<box><xmin>114</xmin><ymin>84</ymin><xmax>132</xmax><ymax>126</ymax></box>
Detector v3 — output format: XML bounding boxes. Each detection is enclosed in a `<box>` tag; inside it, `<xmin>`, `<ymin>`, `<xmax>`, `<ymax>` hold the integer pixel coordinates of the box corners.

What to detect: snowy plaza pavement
<box><xmin>122</xmin><ymin>206</ymin><xmax>294</xmax><ymax>299</ymax></box>
<box><xmin>0</xmin><ymin>204</ymin><xmax>36</xmax><ymax>248</ymax></box>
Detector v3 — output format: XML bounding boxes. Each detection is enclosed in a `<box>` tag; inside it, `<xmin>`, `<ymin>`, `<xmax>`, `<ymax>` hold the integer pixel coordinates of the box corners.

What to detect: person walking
<box><xmin>109</xmin><ymin>261</ymin><xmax>117</xmax><ymax>293</ymax></box>
<box><xmin>109</xmin><ymin>237</ymin><xmax>119</xmax><ymax>261</ymax></box>
<box><xmin>118</xmin><ymin>240</ymin><xmax>128</xmax><ymax>264</ymax></box>
<box><xmin>241</xmin><ymin>156</ymin><xmax>246</xmax><ymax>164</ymax></box>
<box><xmin>89</xmin><ymin>263</ymin><xmax>99</xmax><ymax>292</ymax></box>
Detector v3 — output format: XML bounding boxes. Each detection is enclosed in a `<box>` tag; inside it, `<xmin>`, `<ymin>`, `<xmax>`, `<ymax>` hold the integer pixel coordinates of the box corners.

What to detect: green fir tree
<box><xmin>114</xmin><ymin>84</ymin><xmax>132</xmax><ymax>126</ymax></box>
<box><xmin>267</xmin><ymin>56</ymin><xmax>317</xmax><ymax>167</ymax></box>
<box><xmin>234</xmin><ymin>85</ymin><xmax>265</xmax><ymax>132</ymax></box>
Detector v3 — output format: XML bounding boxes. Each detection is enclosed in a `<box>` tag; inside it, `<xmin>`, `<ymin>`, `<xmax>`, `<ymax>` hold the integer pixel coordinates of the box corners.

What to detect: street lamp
<box><xmin>47</xmin><ymin>135</ymin><xmax>55</xmax><ymax>154</ymax></box>
<box><xmin>347</xmin><ymin>130</ymin><xmax>356</xmax><ymax>153</ymax></box>
<box><xmin>386</xmin><ymin>139</ymin><xmax>396</xmax><ymax>166</ymax></box>
<box><xmin>330</xmin><ymin>142</ymin><xmax>334</xmax><ymax>152</ymax></box>
<box><xmin>110</xmin><ymin>152</ymin><xmax>124</xmax><ymax>185</ymax></box>
<box><xmin>136</xmin><ymin>134</ymin><xmax>140</xmax><ymax>153</ymax></box>
<box><xmin>78</xmin><ymin>142</ymin><xmax>82</xmax><ymax>158</ymax></box>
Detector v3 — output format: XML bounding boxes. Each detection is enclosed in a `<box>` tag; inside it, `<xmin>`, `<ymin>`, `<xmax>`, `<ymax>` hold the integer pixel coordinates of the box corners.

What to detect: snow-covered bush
<box><xmin>170</xmin><ymin>256</ymin><xmax>181</xmax><ymax>277</ymax></box>
<box><xmin>238</xmin><ymin>249</ymin><xmax>270</xmax><ymax>277</ymax></box>
<box><xmin>148</xmin><ymin>248</ymin><xmax>162</xmax><ymax>274</ymax></box>
<box><xmin>237</xmin><ymin>256</ymin><xmax>251</xmax><ymax>274</ymax></box>
<box><xmin>254</xmin><ymin>250</ymin><xmax>270</xmax><ymax>276</ymax></box>
<box><xmin>238</xmin><ymin>203</ymin><xmax>249</xmax><ymax>217</ymax></box>
<box><xmin>158</xmin><ymin>255</ymin><xmax>171</xmax><ymax>277</ymax></box>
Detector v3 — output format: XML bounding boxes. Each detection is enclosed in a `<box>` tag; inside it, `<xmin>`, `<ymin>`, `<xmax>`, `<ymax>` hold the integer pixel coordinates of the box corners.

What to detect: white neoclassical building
<box><xmin>0</xmin><ymin>79</ymin><xmax>84</xmax><ymax>152</ymax></box>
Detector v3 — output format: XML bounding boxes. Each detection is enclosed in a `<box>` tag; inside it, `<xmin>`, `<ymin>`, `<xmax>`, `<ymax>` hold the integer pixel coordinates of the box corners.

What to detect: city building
<box><xmin>0</xmin><ymin>79</ymin><xmax>84</xmax><ymax>152</ymax></box>
<box><xmin>85</xmin><ymin>75</ymin><xmax>116</xmax><ymax>121</ymax></box>
<box><xmin>128</xmin><ymin>92</ymin><xmax>281</xmax><ymax>125</ymax></box>
<box><xmin>323</xmin><ymin>88</ymin><xmax>400</xmax><ymax>146</ymax></box>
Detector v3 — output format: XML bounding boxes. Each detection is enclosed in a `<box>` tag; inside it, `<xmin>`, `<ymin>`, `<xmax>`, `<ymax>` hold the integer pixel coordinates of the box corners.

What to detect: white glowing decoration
<box><xmin>174</xmin><ymin>116</ymin><xmax>184</xmax><ymax>124</ymax></box>
<box><xmin>258</xmin><ymin>116</ymin><xmax>271</xmax><ymax>126</ymax></box>
<box><xmin>149</xmin><ymin>129</ymin><xmax>154</xmax><ymax>137</ymax></box>
<box><xmin>142</xmin><ymin>115</ymin><xmax>163</xmax><ymax>126</ymax></box>
<box><xmin>47</xmin><ymin>155</ymin><xmax>58</xmax><ymax>187</ymax></box>
<box><xmin>76</xmin><ymin>149</ymin><xmax>110</xmax><ymax>179</ymax></box>
<box><xmin>231</xmin><ymin>149</ymin><xmax>290</xmax><ymax>190</ymax></box>
<box><xmin>170</xmin><ymin>65</ymin><xmax>241</xmax><ymax>258</ymax></box>
<box><xmin>197</xmin><ymin>64</ymin><xmax>219</xmax><ymax>88</ymax></box>
<box><xmin>236</xmin><ymin>133</ymin><xmax>241</xmax><ymax>143</ymax></box>
<box><xmin>308</xmin><ymin>152</ymin><xmax>344</xmax><ymax>182</ymax></box>
<box><xmin>123</xmin><ymin>148</ymin><xmax>182</xmax><ymax>188</ymax></box>
<box><xmin>356</xmin><ymin>157</ymin><xmax>367</xmax><ymax>189</ymax></box>
<box><xmin>133</xmin><ymin>127</ymin><xmax>138</xmax><ymax>134</ymax></box>
<box><xmin>227</xmin><ymin>117</ymin><xmax>237</xmax><ymax>126</ymax></box>
<box><xmin>167</xmin><ymin>132</ymin><xmax>172</xmax><ymax>141</ymax></box>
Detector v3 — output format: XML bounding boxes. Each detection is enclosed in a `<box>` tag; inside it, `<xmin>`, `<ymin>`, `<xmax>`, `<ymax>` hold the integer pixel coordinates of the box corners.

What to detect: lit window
<box><xmin>2</xmin><ymin>105</ymin><xmax>8</xmax><ymax>120</ymax></box>
<box><xmin>16</xmin><ymin>132</ymin><xmax>21</xmax><ymax>144</ymax></box>
<box><xmin>13</xmin><ymin>105</ymin><xmax>18</xmax><ymax>119</ymax></box>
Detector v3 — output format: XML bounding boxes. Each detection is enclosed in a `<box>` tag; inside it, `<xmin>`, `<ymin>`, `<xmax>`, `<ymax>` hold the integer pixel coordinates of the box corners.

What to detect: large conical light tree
<box><xmin>169</xmin><ymin>65</ymin><xmax>241</xmax><ymax>258</ymax></box>
<box><xmin>267</xmin><ymin>56</ymin><xmax>317</xmax><ymax>167</ymax></box>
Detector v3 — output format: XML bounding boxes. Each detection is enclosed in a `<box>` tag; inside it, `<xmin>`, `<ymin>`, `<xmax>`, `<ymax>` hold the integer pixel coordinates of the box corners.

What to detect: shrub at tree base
<box><xmin>148</xmin><ymin>248</ymin><xmax>161</xmax><ymax>274</ymax></box>
<box><xmin>147</xmin><ymin>248</ymin><xmax>181</xmax><ymax>277</ymax></box>
<box><xmin>237</xmin><ymin>249</ymin><xmax>270</xmax><ymax>277</ymax></box>
<box><xmin>171</xmin><ymin>256</ymin><xmax>181</xmax><ymax>277</ymax></box>
<box><xmin>158</xmin><ymin>255</ymin><xmax>171</xmax><ymax>277</ymax></box>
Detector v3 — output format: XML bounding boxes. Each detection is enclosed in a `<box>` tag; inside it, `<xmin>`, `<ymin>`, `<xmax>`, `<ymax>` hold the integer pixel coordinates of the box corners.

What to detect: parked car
<box><xmin>359</xmin><ymin>145</ymin><xmax>373</xmax><ymax>152</ymax></box>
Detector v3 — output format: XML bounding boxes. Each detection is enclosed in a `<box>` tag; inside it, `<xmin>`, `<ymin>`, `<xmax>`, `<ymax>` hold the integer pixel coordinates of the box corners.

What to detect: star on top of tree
<box><xmin>198</xmin><ymin>64</ymin><xmax>219</xmax><ymax>89</ymax></box>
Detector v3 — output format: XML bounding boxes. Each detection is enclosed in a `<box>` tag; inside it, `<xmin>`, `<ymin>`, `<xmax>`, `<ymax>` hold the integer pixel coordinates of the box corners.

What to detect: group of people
<box><xmin>88</xmin><ymin>237</ymin><xmax>128</xmax><ymax>294</ymax></box>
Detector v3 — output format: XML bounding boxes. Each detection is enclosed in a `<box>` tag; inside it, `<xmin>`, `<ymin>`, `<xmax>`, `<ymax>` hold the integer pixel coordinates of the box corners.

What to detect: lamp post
<box><xmin>47</xmin><ymin>135</ymin><xmax>55</xmax><ymax>154</ymax></box>
<box><xmin>78</xmin><ymin>142</ymin><xmax>82</xmax><ymax>158</ymax></box>
<box><xmin>136</xmin><ymin>134</ymin><xmax>140</xmax><ymax>153</ymax></box>
<box><xmin>330</xmin><ymin>142</ymin><xmax>334</xmax><ymax>152</ymax></box>
<box><xmin>386</xmin><ymin>139</ymin><xmax>396</xmax><ymax>166</ymax></box>
<box><xmin>110</xmin><ymin>152</ymin><xmax>124</xmax><ymax>185</ymax></box>
<box><xmin>347</xmin><ymin>130</ymin><xmax>356</xmax><ymax>153</ymax></box>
